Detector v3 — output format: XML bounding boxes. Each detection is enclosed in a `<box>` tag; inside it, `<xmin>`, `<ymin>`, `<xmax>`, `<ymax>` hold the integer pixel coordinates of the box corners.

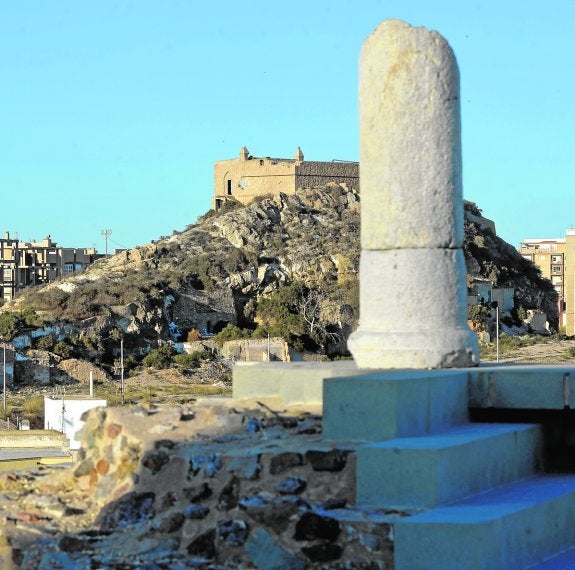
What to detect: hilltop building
<box><xmin>213</xmin><ymin>147</ymin><xmax>359</xmax><ymax>210</ymax></box>
<box><xmin>519</xmin><ymin>231</ymin><xmax>574</xmax><ymax>333</ymax></box>
<box><xmin>0</xmin><ymin>232</ymin><xmax>103</xmax><ymax>303</ymax></box>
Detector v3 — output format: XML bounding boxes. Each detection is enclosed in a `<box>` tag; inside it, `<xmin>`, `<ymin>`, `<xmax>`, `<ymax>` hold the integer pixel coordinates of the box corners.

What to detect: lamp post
<box><xmin>491</xmin><ymin>301</ymin><xmax>499</xmax><ymax>363</ymax></box>
<box><xmin>120</xmin><ymin>336</ymin><xmax>125</xmax><ymax>405</ymax></box>
<box><xmin>2</xmin><ymin>339</ymin><xmax>6</xmax><ymax>413</ymax></box>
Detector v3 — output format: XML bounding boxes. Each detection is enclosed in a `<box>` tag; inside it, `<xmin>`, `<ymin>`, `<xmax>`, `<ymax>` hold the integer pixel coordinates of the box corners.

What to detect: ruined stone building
<box><xmin>0</xmin><ymin>232</ymin><xmax>103</xmax><ymax>302</ymax></box>
<box><xmin>213</xmin><ymin>147</ymin><xmax>359</xmax><ymax>210</ymax></box>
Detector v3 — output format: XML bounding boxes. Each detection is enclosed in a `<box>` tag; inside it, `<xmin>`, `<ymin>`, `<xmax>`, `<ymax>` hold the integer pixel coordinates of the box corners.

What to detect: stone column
<box><xmin>348</xmin><ymin>19</ymin><xmax>479</xmax><ymax>369</ymax></box>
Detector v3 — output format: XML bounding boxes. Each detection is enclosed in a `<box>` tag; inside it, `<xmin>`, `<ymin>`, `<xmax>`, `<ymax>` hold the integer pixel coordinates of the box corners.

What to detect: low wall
<box><xmin>0</xmin><ymin>430</ymin><xmax>69</xmax><ymax>450</ymax></box>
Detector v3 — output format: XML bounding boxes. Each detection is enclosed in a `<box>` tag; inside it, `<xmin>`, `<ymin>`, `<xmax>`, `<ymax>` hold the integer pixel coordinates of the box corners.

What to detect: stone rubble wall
<box><xmin>220</xmin><ymin>338</ymin><xmax>290</xmax><ymax>362</ymax></box>
<box><xmin>66</xmin><ymin>402</ymin><xmax>394</xmax><ymax>568</ymax></box>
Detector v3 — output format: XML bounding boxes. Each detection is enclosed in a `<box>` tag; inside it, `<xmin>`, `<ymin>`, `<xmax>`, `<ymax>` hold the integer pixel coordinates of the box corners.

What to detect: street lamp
<box><xmin>120</xmin><ymin>335</ymin><xmax>125</xmax><ymax>405</ymax></box>
<box><xmin>491</xmin><ymin>301</ymin><xmax>499</xmax><ymax>363</ymax></box>
<box><xmin>1</xmin><ymin>338</ymin><xmax>6</xmax><ymax>413</ymax></box>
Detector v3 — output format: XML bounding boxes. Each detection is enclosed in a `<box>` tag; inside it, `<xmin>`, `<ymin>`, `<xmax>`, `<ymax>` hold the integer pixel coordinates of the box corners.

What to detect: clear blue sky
<box><xmin>1</xmin><ymin>1</ymin><xmax>574</xmax><ymax>251</ymax></box>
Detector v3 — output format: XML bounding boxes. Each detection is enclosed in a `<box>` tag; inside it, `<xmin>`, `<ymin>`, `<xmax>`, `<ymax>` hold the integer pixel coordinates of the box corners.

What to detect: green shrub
<box><xmin>0</xmin><ymin>313</ymin><xmax>19</xmax><ymax>340</ymax></box>
<box><xmin>35</xmin><ymin>335</ymin><xmax>56</xmax><ymax>352</ymax></box>
<box><xmin>22</xmin><ymin>395</ymin><xmax>44</xmax><ymax>423</ymax></box>
<box><xmin>214</xmin><ymin>324</ymin><xmax>251</xmax><ymax>343</ymax></box>
<box><xmin>53</xmin><ymin>341</ymin><xmax>73</xmax><ymax>359</ymax></box>
<box><xmin>173</xmin><ymin>351</ymin><xmax>207</xmax><ymax>368</ymax></box>
<box><xmin>142</xmin><ymin>344</ymin><xmax>177</xmax><ymax>369</ymax></box>
<box><xmin>468</xmin><ymin>305</ymin><xmax>491</xmax><ymax>329</ymax></box>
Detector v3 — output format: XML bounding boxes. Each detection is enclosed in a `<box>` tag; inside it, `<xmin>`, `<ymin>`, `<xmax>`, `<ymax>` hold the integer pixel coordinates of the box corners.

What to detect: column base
<box><xmin>348</xmin><ymin>328</ymin><xmax>479</xmax><ymax>369</ymax></box>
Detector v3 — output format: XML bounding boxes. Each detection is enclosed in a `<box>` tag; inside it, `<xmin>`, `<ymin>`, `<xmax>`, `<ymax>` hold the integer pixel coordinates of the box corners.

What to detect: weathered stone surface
<box><xmin>305</xmin><ymin>449</ymin><xmax>349</xmax><ymax>472</ymax></box>
<box><xmin>153</xmin><ymin>439</ymin><xmax>177</xmax><ymax>450</ymax></box>
<box><xmin>158</xmin><ymin>491</ymin><xmax>177</xmax><ymax>512</ymax></box>
<box><xmin>227</xmin><ymin>455</ymin><xmax>261</xmax><ymax>480</ymax></box>
<box><xmin>74</xmin><ymin>459</ymin><xmax>94</xmax><ymax>478</ymax></box>
<box><xmin>183</xmin><ymin>504</ymin><xmax>210</xmax><ymax>520</ymax></box>
<box><xmin>142</xmin><ymin>450</ymin><xmax>170</xmax><ymax>474</ymax></box>
<box><xmin>183</xmin><ymin>483</ymin><xmax>213</xmax><ymax>503</ymax></box>
<box><xmin>105</xmin><ymin>423</ymin><xmax>122</xmax><ymax>439</ymax></box>
<box><xmin>97</xmin><ymin>492</ymin><xmax>155</xmax><ymax>530</ymax></box>
<box><xmin>216</xmin><ymin>519</ymin><xmax>249</xmax><ymax>546</ymax></box>
<box><xmin>349</xmin><ymin>19</ymin><xmax>479</xmax><ymax>369</ymax></box>
<box><xmin>359</xmin><ymin>19</ymin><xmax>462</xmax><ymax>250</ymax></box>
<box><xmin>186</xmin><ymin>528</ymin><xmax>216</xmax><ymax>559</ymax></box>
<box><xmin>217</xmin><ymin>476</ymin><xmax>240</xmax><ymax>511</ymax></box>
<box><xmin>241</xmin><ymin>496</ymin><xmax>299</xmax><ymax>534</ymax></box>
<box><xmin>294</xmin><ymin>511</ymin><xmax>340</xmax><ymax>542</ymax></box>
<box><xmin>188</xmin><ymin>453</ymin><xmax>223</xmax><ymax>478</ymax></box>
<box><xmin>274</xmin><ymin>476</ymin><xmax>307</xmax><ymax>495</ymax></box>
<box><xmin>301</xmin><ymin>542</ymin><xmax>344</xmax><ymax>563</ymax></box>
<box><xmin>149</xmin><ymin>512</ymin><xmax>185</xmax><ymax>534</ymax></box>
<box><xmin>350</xmin><ymin>249</ymin><xmax>479</xmax><ymax>368</ymax></box>
<box><xmin>269</xmin><ymin>452</ymin><xmax>304</xmax><ymax>475</ymax></box>
<box><xmin>245</xmin><ymin>528</ymin><xmax>306</xmax><ymax>570</ymax></box>
<box><xmin>59</xmin><ymin>535</ymin><xmax>87</xmax><ymax>553</ymax></box>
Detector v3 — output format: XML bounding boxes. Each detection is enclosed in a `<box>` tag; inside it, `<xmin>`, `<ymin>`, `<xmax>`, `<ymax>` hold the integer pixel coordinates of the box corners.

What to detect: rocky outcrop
<box><xmin>2</xmin><ymin>188</ymin><xmax>559</xmax><ymax>369</ymax></box>
<box><xmin>15</xmin><ymin>351</ymin><xmax>110</xmax><ymax>386</ymax></box>
<box><xmin>463</xmin><ymin>202</ymin><xmax>558</xmax><ymax>327</ymax></box>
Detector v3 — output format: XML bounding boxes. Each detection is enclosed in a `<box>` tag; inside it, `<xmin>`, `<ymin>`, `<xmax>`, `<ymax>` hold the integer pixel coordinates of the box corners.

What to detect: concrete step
<box><xmin>357</xmin><ymin>423</ymin><xmax>542</xmax><ymax>509</ymax></box>
<box><xmin>394</xmin><ymin>474</ymin><xmax>575</xmax><ymax>570</ymax></box>
<box><xmin>528</xmin><ymin>545</ymin><xmax>575</xmax><ymax>569</ymax></box>
<box><xmin>323</xmin><ymin>371</ymin><xmax>469</xmax><ymax>442</ymax></box>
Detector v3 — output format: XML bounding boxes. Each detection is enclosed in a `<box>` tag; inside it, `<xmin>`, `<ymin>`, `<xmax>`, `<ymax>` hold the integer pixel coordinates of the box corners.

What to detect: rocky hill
<box><xmin>1</xmin><ymin>186</ymin><xmax>558</xmax><ymax>369</ymax></box>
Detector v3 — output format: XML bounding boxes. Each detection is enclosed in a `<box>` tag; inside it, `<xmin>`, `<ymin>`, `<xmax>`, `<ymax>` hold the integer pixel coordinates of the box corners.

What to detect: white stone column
<box><xmin>348</xmin><ymin>19</ymin><xmax>479</xmax><ymax>369</ymax></box>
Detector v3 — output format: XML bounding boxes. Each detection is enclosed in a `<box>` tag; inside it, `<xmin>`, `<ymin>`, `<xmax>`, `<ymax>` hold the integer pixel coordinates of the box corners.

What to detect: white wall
<box><xmin>44</xmin><ymin>397</ymin><xmax>107</xmax><ymax>450</ymax></box>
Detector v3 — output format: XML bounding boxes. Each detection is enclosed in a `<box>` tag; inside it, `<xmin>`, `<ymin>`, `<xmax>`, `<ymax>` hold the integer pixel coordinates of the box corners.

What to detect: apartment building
<box><xmin>519</xmin><ymin>230</ymin><xmax>575</xmax><ymax>333</ymax></box>
<box><xmin>0</xmin><ymin>232</ymin><xmax>103</xmax><ymax>302</ymax></box>
<box><xmin>213</xmin><ymin>147</ymin><xmax>359</xmax><ymax>210</ymax></box>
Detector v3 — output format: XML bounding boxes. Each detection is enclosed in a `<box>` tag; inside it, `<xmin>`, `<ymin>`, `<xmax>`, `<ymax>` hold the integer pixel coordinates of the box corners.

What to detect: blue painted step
<box><xmin>394</xmin><ymin>474</ymin><xmax>575</xmax><ymax>570</ymax></box>
<box><xmin>528</xmin><ymin>545</ymin><xmax>575</xmax><ymax>569</ymax></box>
<box><xmin>357</xmin><ymin>423</ymin><xmax>542</xmax><ymax>509</ymax></box>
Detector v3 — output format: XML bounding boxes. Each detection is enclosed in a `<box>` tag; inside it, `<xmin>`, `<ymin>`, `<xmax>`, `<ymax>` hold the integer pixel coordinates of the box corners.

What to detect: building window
<box><xmin>227</xmin><ymin>180</ymin><xmax>232</xmax><ymax>195</ymax></box>
<box><xmin>64</xmin><ymin>263</ymin><xmax>74</xmax><ymax>274</ymax></box>
<box><xmin>552</xmin><ymin>275</ymin><xmax>562</xmax><ymax>284</ymax></box>
<box><xmin>2</xmin><ymin>268</ymin><xmax>11</xmax><ymax>280</ymax></box>
<box><xmin>551</xmin><ymin>255</ymin><xmax>563</xmax><ymax>264</ymax></box>
<box><xmin>522</xmin><ymin>254</ymin><xmax>533</xmax><ymax>261</ymax></box>
<box><xmin>551</xmin><ymin>265</ymin><xmax>562</xmax><ymax>275</ymax></box>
